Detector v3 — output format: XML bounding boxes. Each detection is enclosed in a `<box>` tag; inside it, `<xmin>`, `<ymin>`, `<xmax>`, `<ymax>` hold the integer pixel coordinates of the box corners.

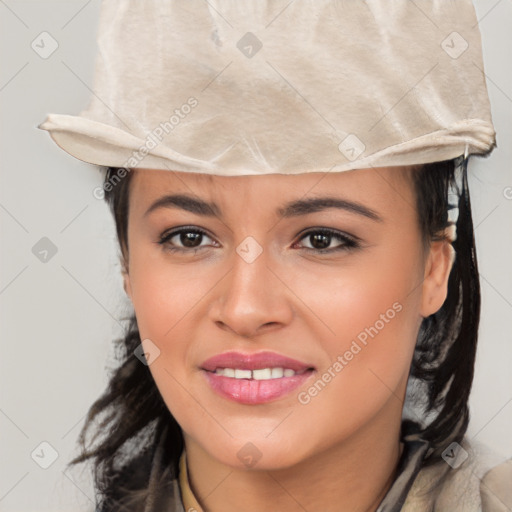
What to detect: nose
<box><xmin>210</xmin><ymin>247</ymin><xmax>294</xmax><ymax>339</ymax></box>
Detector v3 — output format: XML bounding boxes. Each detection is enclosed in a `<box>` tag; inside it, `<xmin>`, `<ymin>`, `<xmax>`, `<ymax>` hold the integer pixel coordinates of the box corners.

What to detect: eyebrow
<box><xmin>278</xmin><ymin>196</ymin><xmax>383</xmax><ymax>222</ymax></box>
<box><xmin>144</xmin><ymin>194</ymin><xmax>383</xmax><ymax>222</ymax></box>
<box><xmin>144</xmin><ymin>194</ymin><xmax>221</xmax><ymax>218</ymax></box>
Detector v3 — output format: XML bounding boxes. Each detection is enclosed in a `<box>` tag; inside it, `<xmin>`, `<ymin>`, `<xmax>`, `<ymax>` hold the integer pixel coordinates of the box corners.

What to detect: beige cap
<box><xmin>38</xmin><ymin>0</ymin><xmax>496</xmax><ymax>176</ymax></box>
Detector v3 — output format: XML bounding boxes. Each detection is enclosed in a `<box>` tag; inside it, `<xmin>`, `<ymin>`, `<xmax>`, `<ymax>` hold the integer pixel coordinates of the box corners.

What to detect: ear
<box><xmin>420</xmin><ymin>239</ymin><xmax>455</xmax><ymax>317</ymax></box>
<box><xmin>121</xmin><ymin>259</ymin><xmax>132</xmax><ymax>300</ymax></box>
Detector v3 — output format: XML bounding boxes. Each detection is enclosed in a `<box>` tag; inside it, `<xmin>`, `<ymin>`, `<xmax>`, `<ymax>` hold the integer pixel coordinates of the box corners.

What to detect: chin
<box><xmin>196</xmin><ymin>429</ymin><xmax>317</xmax><ymax>472</ymax></box>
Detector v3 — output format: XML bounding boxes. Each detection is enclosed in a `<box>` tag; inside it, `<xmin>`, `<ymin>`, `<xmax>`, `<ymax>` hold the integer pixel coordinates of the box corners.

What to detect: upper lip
<box><xmin>200</xmin><ymin>351</ymin><xmax>315</xmax><ymax>373</ymax></box>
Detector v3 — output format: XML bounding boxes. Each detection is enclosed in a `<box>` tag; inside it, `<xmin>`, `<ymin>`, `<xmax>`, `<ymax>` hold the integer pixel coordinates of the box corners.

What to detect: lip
<box><xmin>200</xmin><ymin>350</ymin><xmax>314</xmax><ymax>373</ymax></box>
<box><xmin>200</xmin><ymin>351</ymin><xmax>316</xmax><ymax>405</ymax></box>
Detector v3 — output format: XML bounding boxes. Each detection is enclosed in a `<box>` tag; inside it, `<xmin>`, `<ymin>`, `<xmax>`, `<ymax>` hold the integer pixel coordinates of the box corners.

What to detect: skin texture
<box><xmin>122</xmin><ymin>166</ymin><xmax>453</xmax><ymax>512</ymax></box>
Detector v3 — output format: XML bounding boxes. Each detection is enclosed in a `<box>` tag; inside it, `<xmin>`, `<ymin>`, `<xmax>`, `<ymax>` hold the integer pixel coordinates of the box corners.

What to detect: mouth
<box><xmin>210</xmin><ymin>366</ymin><xmax>310</xmax><ymax>379</ymax></box>
<box><xmin>200</xmin><ymin>351</ymin><xmax>316</xmax><ymax>404</ymax></box>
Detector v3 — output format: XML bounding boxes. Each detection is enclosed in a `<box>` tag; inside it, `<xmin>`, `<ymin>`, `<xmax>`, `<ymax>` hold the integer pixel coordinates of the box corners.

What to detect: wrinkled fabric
<box><xmin>92</xmin><ymin>421</ymin><xmax>511</xmax><ymax>511</ymax></box>
<box><xmin>136</xmin><ymin>423</ymin><xmax>512</xmax><ymax>512</ymax></box>
<box><xmin>39</xmin><ymin>0</ymin><xmax>495</xmax><ymax>176</ymax></box>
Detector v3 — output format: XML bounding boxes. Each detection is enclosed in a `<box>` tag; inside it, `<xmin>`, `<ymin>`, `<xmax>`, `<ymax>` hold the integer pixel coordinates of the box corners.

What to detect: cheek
<box><xmin>289</xmin><ymin>239</ymin><xmax>424</xmax><ymax>408</ymax></box>
<box><xmin>127</xmin><ymin>250</ymin><xmax>216</xmax><ymax>427</ymax></box>
<box><xmin>128</xmin><ymin>246</ymin><xmax>216</xmax><ymax>341</ymax></box>
<box><xmin>292</xmin><ymin>237</ymin><xmax>423</xmax><ymax>344</ymax></box>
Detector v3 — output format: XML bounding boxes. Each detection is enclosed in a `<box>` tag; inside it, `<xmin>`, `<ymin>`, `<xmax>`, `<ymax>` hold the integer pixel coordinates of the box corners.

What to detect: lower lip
<box><xmin>202</xmin><ymin>370</ymin><xmax>315</xmax><ymax>404</ymax></box>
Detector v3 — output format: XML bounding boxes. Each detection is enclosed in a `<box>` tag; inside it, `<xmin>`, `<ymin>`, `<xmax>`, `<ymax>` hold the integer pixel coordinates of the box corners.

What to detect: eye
<box><xmin>158</xmin><ymin>226</ymin><xmax>217</xmax><ymax>252</ymax></box>
<box><xmin>157</xmin><ymin>226</ymin><xmax>360</xmax><ymax>254</ymax></box>
<box><xmin>294</xmin><ymin>228</ymin><xmax>360</xmax><ymax>253</ymax></box>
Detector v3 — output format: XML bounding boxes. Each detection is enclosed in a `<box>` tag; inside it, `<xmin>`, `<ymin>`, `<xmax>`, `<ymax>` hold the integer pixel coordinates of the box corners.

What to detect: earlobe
<box><xmin>121</xmin><ymin>260</ymin><xmax>132</xmax><ymax>300</ymax></box>
<box><xmin>123</xmin><ymin>272</ymin><xmax>132</xmax><ymax>299</ymax></box>
<box><xmin>420</xmin><ymin>240</ymin><xmax>455</xmax><ymax>318</ymax></box>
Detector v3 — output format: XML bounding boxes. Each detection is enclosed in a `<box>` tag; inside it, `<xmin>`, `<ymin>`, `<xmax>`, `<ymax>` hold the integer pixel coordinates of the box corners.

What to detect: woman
<box><xmin>38</xmin><ymin>1</ymin><xmax>511</xmax><ymax>510</ymax></box>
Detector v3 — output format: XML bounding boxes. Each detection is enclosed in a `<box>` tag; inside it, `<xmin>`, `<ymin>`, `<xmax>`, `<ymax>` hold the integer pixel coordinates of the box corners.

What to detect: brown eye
<box><xmin>296</xmin><ymin>229</ymin><xmax>359</xmax><ymax>253</ymax></box>
<box><xmin>158</xmin><ymin>227</ymin><xmax>216</xmax><ymax>252</ymax></box>
<box><xmin>307</xmin><ymin>233</ymin><xmax>331</xmax><ymax>250</ymax></box>
<box><xmin>179</xmin><ymin>231</ymin><xmax>202</xmax><ymax>247</ymax></box>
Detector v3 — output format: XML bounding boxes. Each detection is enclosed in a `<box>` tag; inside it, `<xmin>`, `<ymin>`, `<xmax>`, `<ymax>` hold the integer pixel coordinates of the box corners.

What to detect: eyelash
<box><xmin>157</xmin><ymin>226</ymin><xmax>361</xmax><ymax>254</ymax></box>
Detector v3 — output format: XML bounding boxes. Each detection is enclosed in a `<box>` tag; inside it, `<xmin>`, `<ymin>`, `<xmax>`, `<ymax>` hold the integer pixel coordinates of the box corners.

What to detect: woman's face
<box><xmin>123</xmin><ymin>167</ymin><xmax>452</xmax><ymax>470</ymax></box>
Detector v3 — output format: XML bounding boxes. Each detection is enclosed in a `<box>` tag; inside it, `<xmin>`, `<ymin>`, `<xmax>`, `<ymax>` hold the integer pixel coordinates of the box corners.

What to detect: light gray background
<box><xmin>1</xmin><ymin>1</ymin><xmax>511</xmax><ymax>510</ymax></box>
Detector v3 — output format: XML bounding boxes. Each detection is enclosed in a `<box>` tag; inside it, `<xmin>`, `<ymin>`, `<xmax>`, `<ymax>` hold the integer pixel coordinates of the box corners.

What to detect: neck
<box><xmin>183</xmin><ymin>407</ymin><xmax>404</xmax><ymax>512</ymax></box>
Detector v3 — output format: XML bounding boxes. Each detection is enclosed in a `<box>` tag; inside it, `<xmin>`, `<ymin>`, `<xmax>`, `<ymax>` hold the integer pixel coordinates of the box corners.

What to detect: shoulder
<box><xmin>402</xmin><ymin>437</ymin><xmax>512</xmax><ymax>511</ymax></box>
<box><xmin>480</xmin><ymin>458</ymin><xmax>512</xmax><ymax>511</ymax></box>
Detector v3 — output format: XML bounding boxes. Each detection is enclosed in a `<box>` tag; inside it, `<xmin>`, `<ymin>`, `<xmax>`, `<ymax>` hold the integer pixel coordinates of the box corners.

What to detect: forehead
<box><xmin>128</xmin><ymin>166</ymin><xmax>415</xmax><ymax>218</ymax></box>
<box><xmin>130</xmin><ymin>166</ymin><xmax>412</xmax><ymax>193</ymax></box>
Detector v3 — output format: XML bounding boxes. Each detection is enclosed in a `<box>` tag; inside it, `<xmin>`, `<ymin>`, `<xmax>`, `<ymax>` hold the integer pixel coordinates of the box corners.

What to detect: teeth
<box><xmin>234</xmin><ymin>369</ymin><xmax>251</xmax><ymax>379</ymax></box>
<box><xmin>213</xmin><ymin>367</ymin><xmax>297</xmax><ymax>379</ymax></box>
<box><xmin>253</xmin><ymin>368</ymin><xmax>272</xmax><ymax>380</ymax></box>
<box><xmin>271</xmin><ymin>367</ymin><xmax>284</xmax><ymax>378</ymax></box>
